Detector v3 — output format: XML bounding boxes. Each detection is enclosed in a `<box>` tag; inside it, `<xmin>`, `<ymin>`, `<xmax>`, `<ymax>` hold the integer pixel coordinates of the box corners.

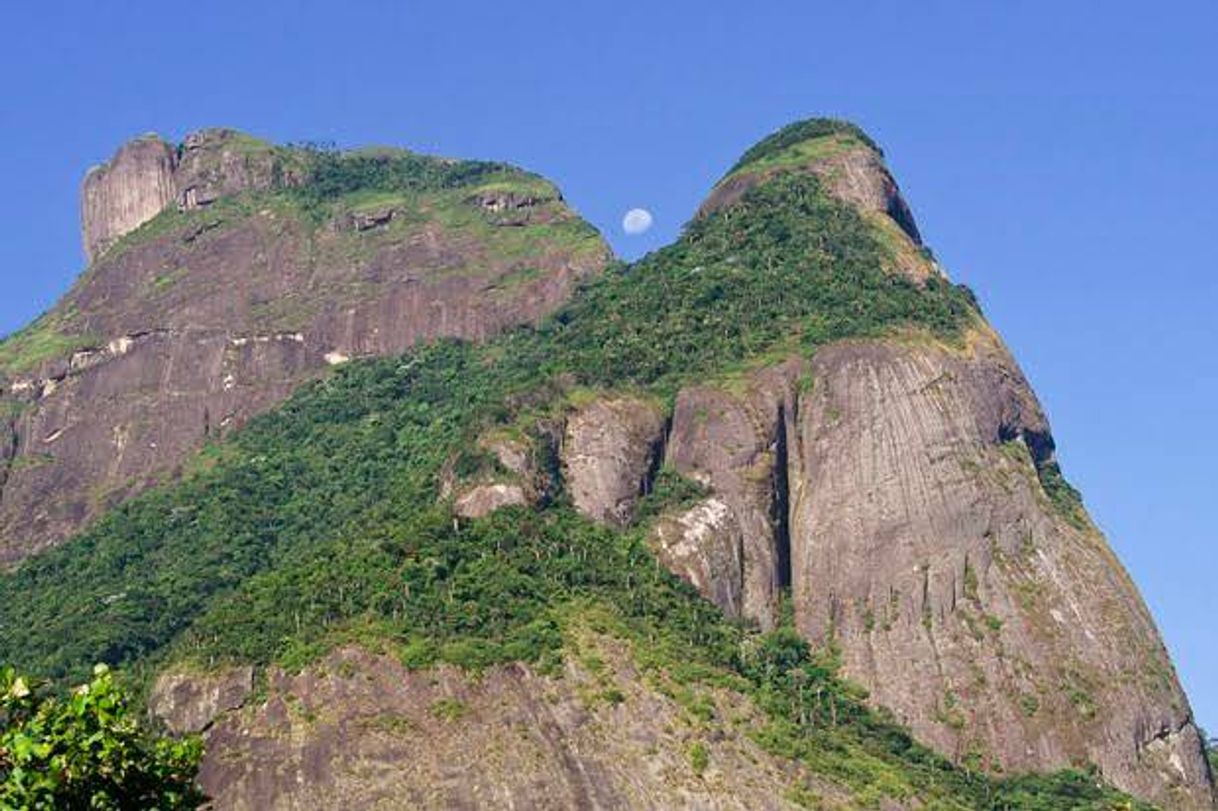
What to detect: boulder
<box><xmin>561</xmin><ymin>397</ymin><xmax>665</xmax><ymax>526</ymax></box>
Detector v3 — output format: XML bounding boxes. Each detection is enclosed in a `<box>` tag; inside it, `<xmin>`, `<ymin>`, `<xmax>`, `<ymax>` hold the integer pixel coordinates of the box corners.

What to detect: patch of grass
<box><xmin>634</xmin><ymin>466</ymin><xmax>710</xmax><ymax>524</ymax></box>
<box><xmin>1036</xmin><ymin>460</ymin><xmax>1089</xmax><ymax>530</ymax></box>
<box><xmin>728</xmin><ymin>118</ymin><xmax>883</xmax><ymax>176</ymax></box>
<box><xmin>0</xmin><ymin>313</ymin><xmax>97</xmax><ymax>378</ymax></box>
<box><xmin>1019</xmin><ymin>694</ymin><xmax>1040</xmax><ymax>718</ymax></box>
<box><xmin>429</xmin><ymin>698</ymin><xmax>467</xmax><ymax>722</ymax></box>
<box><xmin>688</xmin><ymin>741</ymin><xmax>709</xmax><ymax>775</ymax></box>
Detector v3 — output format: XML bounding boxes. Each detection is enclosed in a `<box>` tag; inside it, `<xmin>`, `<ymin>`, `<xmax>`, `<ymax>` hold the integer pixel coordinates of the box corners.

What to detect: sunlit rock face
<box><xmin>563</xmin><ymin>326</ymin><xmax>1214</xmax><ymax>808</ymax></box>
<box><xmin>81</xmin><ymin>134</ymin><xmax>178</xmax><ymax>262</ymax></box>
<box><xmin>561</xmin><ymin>397</ymin><xmax>665</xmax><ymax>527</ymax></box>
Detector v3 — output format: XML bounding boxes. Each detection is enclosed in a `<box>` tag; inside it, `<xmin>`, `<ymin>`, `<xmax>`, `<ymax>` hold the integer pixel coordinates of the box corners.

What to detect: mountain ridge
<box><xmin>0</xmin><ymin>118</ymin><xmax>1212</xmax><ymax>809</ymax></box>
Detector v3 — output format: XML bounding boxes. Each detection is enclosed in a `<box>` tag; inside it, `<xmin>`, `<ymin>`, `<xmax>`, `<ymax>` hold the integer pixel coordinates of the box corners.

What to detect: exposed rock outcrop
<box><xmin>662</xmin><ymin>363</ymin><xmax>802</xmax><ymax>629</ymax></box>
<box><xmin>649</xmin><ymin>497</ymin><xmax>745</xmax><ymax>617</ymax></box>
<box><xmin>173</xmin><ymin>129</ymin><xmax>279</xmax><ymax>211</ymax></box>
<box><xmin>81</xmin><ymin>135</ymin><xmax>177</xmax><ymax>262</ymax></box>
<box><xmin>184</xmin><ymin>642</ymin><xmax>847</xmax><ymax>810</ymax></box>
<box><xmin>561</xmin><ymin>397</ymin><xmax>665</xmax><ymax>527</ymax></box>
<box><xmin>149</xmin><ymin>666</ymin><xmax>254</xmax><ymax>734</ymax></box>
<box><xmin>788</xmin><ymin>329</ymin><xmax>1213</xmax><ymax>808</ymax></box>
<box><xmin>454</xmin><ymin>482</ymin><xmax>528</xmax><ymax>518</ymax></box>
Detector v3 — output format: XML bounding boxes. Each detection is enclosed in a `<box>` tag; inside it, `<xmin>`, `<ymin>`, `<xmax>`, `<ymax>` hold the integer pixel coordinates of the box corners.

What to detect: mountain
<box><xmin>0</xmin><ymin>129</ymin><xmax>607</xmax><ymax>562</ymax></box>
<box><xmin>0</xmin><ymin>120</ymin><xmax>1212</xmax><ymax>809</ymax></box>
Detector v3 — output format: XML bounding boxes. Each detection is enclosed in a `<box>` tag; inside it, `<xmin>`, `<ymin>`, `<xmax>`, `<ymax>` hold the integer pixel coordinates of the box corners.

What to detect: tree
<box><xmin>1</xmin><ymin>664</ymin><xmax>203</xmax><ymax>809</ymax></box>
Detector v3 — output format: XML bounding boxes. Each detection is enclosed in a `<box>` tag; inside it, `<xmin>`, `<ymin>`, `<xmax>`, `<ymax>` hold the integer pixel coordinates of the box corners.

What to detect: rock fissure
<box><xmin>641</xmin><ymin>414</ymin><xmax>672</xmax><ymax>498</ymax></box>
<box><xmin>771</xmin><ymin>401</ymin><xmax>793</xmax><ymax>590</ymax></box>
<box><xmin>0</xmin><ymin>415</ymin><xmax>18</xmax><ymax>507</ymax></box>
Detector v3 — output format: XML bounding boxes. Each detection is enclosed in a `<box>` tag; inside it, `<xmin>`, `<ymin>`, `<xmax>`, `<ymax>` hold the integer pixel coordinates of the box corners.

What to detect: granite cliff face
<box><xmin>0</xmin><ymin>130</ymin><xmax>608</xmax><ymax>562</ymax></box>
<box><xmin>2</xmin><ymin>120</ymin><xmax>1212</xmax><ymax>809</ymax></box>
<box><xmin>566</xmin><ymin>325</ymin><xmax>1210</xmax><ymax>807</ymax></box>
<box><xmin>148</xmin><ymin>635</ymin><xmax>868</xmax><ymax>811</ymax></box>
<box><xmin>81</xmin><ymin>134</ymin><xmax>178</xmax><ymax>262</ymax></box>
<box><xmin>549</xmin><ymin>125</ymin><xmax>1212</xmax><ymax>807</ymax></box>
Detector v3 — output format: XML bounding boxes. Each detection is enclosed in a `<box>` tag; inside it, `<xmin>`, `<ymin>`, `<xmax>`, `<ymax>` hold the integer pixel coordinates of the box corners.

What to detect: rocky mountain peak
<box><xmin>79</xmin><ymin>128</ymin><xmax>291</xmax><ymax>263</ymax></box>
<box><xmin>3</xmin><ymin>119</ymin><xmax>1213</xmax><ymax>809</ymax></box>
<box><xmin>700</xmin><ymin>118</ymin><xmax>930</xmax><ymax>279</ymax></box>
<box><xmin>3</xmin><ymin>130</ymin><xmax>609</xmax><ymax>560</ymax></box>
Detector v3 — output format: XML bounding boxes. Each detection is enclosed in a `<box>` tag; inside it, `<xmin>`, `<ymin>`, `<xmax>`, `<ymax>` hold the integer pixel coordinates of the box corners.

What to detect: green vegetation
<box><xmin>1036</xmin><ymin>459</ymin><xmax>1089</xmax><ymax>529</ymax></box>
<box><xmin>0</xmin><ymin>312</ymin><xmax>95</xmax><ymax>378</ymax></box>
<box><xmin>1</xmin><ymin>665</ymin><xmax>202</xmax><ymax>808</ymax></box>
<box><xmin>283</xmin><ymin>144</ymin><xmax>515</xmax><ymax>223</ymax></box>
<box><xmin>634</xmin><ymin>466</ymin><xmax>709</xmax><ymax>523</ymax></box>
<box><xmin>0</xmin><ymin>164</ymin><xmax>1142</xmax><ymax>807</ymax></box>
<box><xmin>429</xmin><ymin>698</ymin><xmax>467</xmax><ymax>722</ymax></box>
<box><xmin>687</xmin><ymin>740</ymin><xmax>709</xmax><ymax>775</ymax></box>
<box><xmin>728</xmin><ymin>118</ymin><xmax>882</xmax><ymax>176</ymax></box>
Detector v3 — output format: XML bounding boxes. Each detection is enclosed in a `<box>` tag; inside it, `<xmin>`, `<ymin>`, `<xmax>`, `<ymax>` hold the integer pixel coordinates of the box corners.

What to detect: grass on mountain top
<box><xmin>728</xmin><ymin>118</ymin><xmax>884</xmax><ymax>176</ymax></box>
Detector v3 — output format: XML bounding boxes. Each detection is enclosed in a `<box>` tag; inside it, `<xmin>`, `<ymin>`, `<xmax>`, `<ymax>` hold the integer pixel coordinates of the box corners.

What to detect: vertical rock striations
<box><xmin>787</xmin><ymin>329</ymin><xmax>1212</xmax><ymax>808</ymax></box>
<box><xmin>81</xmin><ymin>135</ymin><xmax>177</xmax><ymax>262</ymax></box>
<box><xmin>563</xmin><ymin>327</ymin><xmax>1213</xmax><ymax>807</ymax></box>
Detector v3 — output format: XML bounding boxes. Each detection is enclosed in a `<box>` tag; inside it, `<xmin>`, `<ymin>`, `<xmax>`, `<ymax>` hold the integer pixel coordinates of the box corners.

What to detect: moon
<box><xmin>622</xmin><ymin>208</ymin><xmax>653</xmax><ymax>235</ymax></box>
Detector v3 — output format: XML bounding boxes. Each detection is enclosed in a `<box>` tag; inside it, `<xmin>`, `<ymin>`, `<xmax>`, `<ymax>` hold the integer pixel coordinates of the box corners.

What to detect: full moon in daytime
<box><xmin>621</xmin><ymin>207</ymin><xmax>653</xmax><ymax>235</ymax></box>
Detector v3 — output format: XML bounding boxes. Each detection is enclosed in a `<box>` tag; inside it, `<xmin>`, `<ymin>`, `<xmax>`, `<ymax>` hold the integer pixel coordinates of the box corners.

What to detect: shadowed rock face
<box><xmin>0</xmin><ymin>131</ymin><xmax>609</xmax><ymax>563</ymax></box>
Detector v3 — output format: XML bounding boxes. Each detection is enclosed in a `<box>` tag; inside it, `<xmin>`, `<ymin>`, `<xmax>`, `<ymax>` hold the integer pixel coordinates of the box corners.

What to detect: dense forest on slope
<box><xmin>0</xmin><ymin>146</ymin><xmax>1149</xmax><ymax>807</ymax></box>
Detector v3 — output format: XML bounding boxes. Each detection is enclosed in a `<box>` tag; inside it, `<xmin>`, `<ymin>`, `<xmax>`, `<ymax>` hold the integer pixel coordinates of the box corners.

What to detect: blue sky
<box><xmin>1</xmin><ymin>2</ymin><xmax>1214</xmax><ymax>732</ymax></box>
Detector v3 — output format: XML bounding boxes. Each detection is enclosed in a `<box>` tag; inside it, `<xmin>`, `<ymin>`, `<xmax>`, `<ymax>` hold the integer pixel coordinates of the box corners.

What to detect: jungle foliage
<box><xmin>1</xmin><ymin>665</ymin><xmax>202</xmax><ymax>809</ymax></box>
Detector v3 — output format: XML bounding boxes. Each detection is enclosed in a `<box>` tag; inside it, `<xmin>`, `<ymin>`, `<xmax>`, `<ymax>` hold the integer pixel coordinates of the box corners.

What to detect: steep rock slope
<box><xmin>788</xmin><ymin>330</ymin><xmax>1211</xmax><ymax>805</ymax></box>
<box><xmin>0</xmin><ymin>119</ymin><xmax>1210</xmax><ymax>809</ymax></box>
<box><xmin>0</xmin><ymin>130</ymin><xmax>608</xmax><ymax>562</ymax></box>
<box><xmin>150</xmin><ymin>632</ymin><xmax>863</xmax><ymax>811</ymax></box>
<box><xmin>552</xmin><ymin>122</ymin><xmax>1213</xmax><ymax>807</ymax></box>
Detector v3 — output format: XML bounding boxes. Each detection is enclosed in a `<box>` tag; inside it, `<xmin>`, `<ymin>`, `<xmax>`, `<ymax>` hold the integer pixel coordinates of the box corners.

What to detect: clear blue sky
<box><xmin>2</xmin><ymin>2</ymin><xmax>1214</xmax><ymax>732</ymax></box>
